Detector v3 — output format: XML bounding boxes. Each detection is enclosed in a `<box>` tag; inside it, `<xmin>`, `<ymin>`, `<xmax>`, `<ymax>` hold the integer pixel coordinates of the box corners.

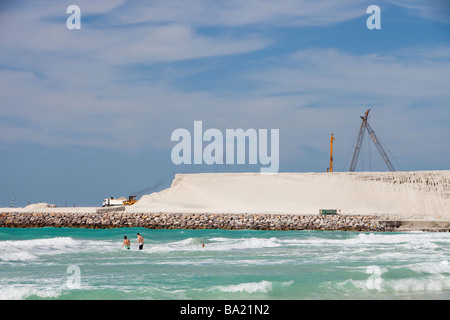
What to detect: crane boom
<box><xmin>364</xmin><ymin>121</ymin><xmax>395</xmax><ymax>171</ymax></box>
<box><xmin>349</xmin><ymin>110</ymin><xmax>368</xmax><ymax>172</ymax></box>
<box><xmin>327</xmin><ymin>133</ymin><xmax>335</xmax><ymax>172</ymax></box>
<box><xmin>349</xmin><ymin>109</ymin><xmax>395</xmax><ymax>172</ymax></box>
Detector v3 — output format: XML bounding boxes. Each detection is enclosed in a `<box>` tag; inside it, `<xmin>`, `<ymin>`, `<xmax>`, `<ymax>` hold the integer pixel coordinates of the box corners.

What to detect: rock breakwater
<box><xmin>0</xmin><ymin>211</ymin><xmax>407</xmax><ymax>231</ymax></box>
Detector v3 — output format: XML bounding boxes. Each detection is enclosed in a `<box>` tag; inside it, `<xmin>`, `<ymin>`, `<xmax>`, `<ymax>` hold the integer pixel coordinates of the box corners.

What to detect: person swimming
<box><xmin>122</xmin><ymin>236</ymin><xmax>131</xmax><ymax>250</ymax></box>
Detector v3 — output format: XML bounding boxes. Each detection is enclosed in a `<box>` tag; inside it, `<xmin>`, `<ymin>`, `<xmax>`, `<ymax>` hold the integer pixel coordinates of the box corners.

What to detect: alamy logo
<box><xmin>66</xmin><ymin>5</ymin><xmax>81</xmax><ymax>30</ymax></box>
<box><xmin>171</xmin><ymin>121</ymin><xmax>279</xmax><ymax>173</ymax></box>
<box><xmin>366</xmin><ymin>5</ymin><xmax>381</xmax><ymax>30</ymax></box>
<box><xmin>366</xmin><ymin>265</ymin><xmax>383</xmax><ymax>290</ymax></box>
<box><xmin>66</xmin><ymin>265</ymin><xmax>81</xmax><ymax>289</ymax></box>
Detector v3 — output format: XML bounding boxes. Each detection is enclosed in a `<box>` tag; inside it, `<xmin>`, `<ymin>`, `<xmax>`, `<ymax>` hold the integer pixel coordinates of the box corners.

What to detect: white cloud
<box><xmin>0</xmin><ymin>1</ymin><xmax>269</xmax><ymax>67</ymax></box>
<box><xmin>238</xmin><ymin>46</ymin><xmax>450</xmax><ymax>167</ymax></box>
<box><xmin>246</xmin><ymin>47</ymin><xmax>450</xmax><ymax>100</ymax></box>
<box><xmin>387</xmin><ymin>0</ymin><xmax>450</xmax><ymax>24</ymax></box>
<box><xmin>109</xmin><ymin>0</ymin><xmax>365</xmax><ymax>27</ymax></box>
<box><xmin>103</xmin><ymin>23</ymin><xmax>269</xmax><ymax>63</ymax></box>
<box><xmin>0</xmin><ymin>0</ymin><xmax>449</xmax><ymax>169</ymax></box>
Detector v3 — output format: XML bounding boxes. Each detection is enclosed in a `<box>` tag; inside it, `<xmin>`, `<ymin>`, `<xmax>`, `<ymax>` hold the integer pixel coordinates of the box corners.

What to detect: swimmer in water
<box><xmin>135</xmin><ymin>233</ymin><xmax>144</xmax><ymax>250</ymax></box>
<box><xmin>122</xmin><ymin>236</ymin><xmax>130</xmax><ymax>250</ymax></box>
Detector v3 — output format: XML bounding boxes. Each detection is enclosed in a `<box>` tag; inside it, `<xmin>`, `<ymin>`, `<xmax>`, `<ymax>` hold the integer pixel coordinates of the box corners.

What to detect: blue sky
<box><xmin>1</xmin><ymin>0</ymin><xmax>449</xmax><ymax>207</ymax></box>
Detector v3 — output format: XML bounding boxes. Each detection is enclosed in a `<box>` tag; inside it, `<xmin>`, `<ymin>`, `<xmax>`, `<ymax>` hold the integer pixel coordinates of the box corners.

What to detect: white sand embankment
<box><xmin>0</xmin><ymin>202</ymin><xmax>97</xmax><ymax>213</ymax></box>
<box><xmin>126</xmin><ymin>171</ymin><xmax>450</xmax><ymax>220</ymax></box>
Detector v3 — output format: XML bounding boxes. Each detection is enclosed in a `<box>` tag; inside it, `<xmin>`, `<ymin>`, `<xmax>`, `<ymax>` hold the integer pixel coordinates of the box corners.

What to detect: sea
<box><xmin>0</xmin><ymin>227</ymin><xmax>449</xmax><ymax>300</ymax></box>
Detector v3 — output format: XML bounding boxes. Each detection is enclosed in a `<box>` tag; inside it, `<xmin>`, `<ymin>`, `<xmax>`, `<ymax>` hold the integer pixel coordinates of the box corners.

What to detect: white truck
<box><xmin>102</xmin><ymin>197</ymin><xmax>126</xmax><ymax>207</ymax></box>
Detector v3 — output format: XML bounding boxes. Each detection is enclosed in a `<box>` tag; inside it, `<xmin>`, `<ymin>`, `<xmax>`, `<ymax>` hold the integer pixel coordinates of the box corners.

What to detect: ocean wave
<box><xmin>0</xmin><ymin>237</ymin><xmax>117</xmax><ymax>261</ymax></box>
<box><xmin>144</xmin><ymin>232</ymin><xmax>450</xmax><ymax>256</ymax></box>
<box><xmin>212</xmin><ymin>280</ymin><xmax>273</xmax><ymax>293</ymax></box>
<box><xmin>153</xmin><ymin>258</ymin><xmax>291</xmax><ymax>266</ymax></box>
<box><xmin>147</xmin><ymin>236</ymin><xmax>283</xmax><ymax>253</ymax></box>
<box><xmin>405</xmin><ymin>260</ymin><xmax>450</xmax><ymax>275</ymax></box>
<box><xmin>388</xmin><ymin>277</ymin><xmax>450</xmax><ymax>293</ymax></box>
<box><xmin>1</xmin><ymin>237</ymin><xmax>77</xmax><ymax>249</ymax></box>
<box><xmin>0</xmin><ymin>237</ymin><xmax>76</xmax><ymax>261</ymax></box>
<box><xmin>0</xmin><ymin>251</ymin><xmax>38</xmax><ymax>262</ymax></box>
<box><xmin>338</xmin><ymin>272</ymin><xmax>450</xmax><ymax>296</ymax></box>
<box><xmin>0</xmin><ymin>285</ymin><xmax>62</xmax><ymax>300</ymax></box>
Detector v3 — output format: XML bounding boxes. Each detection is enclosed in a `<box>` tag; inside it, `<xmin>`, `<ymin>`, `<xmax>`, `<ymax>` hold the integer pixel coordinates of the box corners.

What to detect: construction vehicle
<box><xmin>102</xmin><ymin>195</ymin><xmax>137</xmax><ymax>207</ymax></box>
<box><xmin>349</xmin><ymin>109</ymin><xmax>395</xmax><ymax>172</ymax></box>
<box><xmin>102</xmin><ymin>197</ymin><xmax>125</xmax><ymax>207</ymax></box>
<box><xmin>123</xmin><ymin>195</ymin><xmax>137</xmax><ymax>206</ymax></box>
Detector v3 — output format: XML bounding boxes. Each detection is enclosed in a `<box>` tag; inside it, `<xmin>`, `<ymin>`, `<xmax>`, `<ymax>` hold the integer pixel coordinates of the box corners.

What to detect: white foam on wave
<box><xmin>0</xmin><ymin>252</ymin><xmax>38</xmax><ymax>262</ymax></box>
<box><xmin>0</xmin><ymin>285</ymin><xmax>62</xmax><ymax>300</ymax></box>
<box><xmin>209</xmin><ymin>237</ymin><xmax>281</xmax><ymax>250</ymax></box>
<box><xmin>339</xmin><ymin>262</ymin><xmax>450</xmax><ymax>296</ymax></box>
<box><xmin>0</xmin><ymin>237</ymin><xmax>75</xmax><ymax>262</ymax></box>
<box><xmin>212</xmin><ymin>280</ymin><xmax>273</xmax><ymax>293</ymax></box>
<box><xmin>284</xmin><ymin>232</ymin><xmax>450</xmax><ymax>248</ymax></box>
<box><xmin>148</xmin><ymin>236</ymin><xmax>283</xmax><ymax>254</ymax></box>
<box><xmin>339</xmin><ymin>276</ymin><xmax>450</xmax><ymax>296</ymax></box>
<box><xmin>146</xmin><ymin>237</ymin><xmax>204</xmax><ymax>253</ymax></box>
<box><xmin>0</xmin><ymin>237</ymin><xmax>117</xmax><ymax>262</ymax></box>
<box><xmin>145</xmin><ymin>232</ymin><xmax>450</xmax><ymax>257</ymax></box>
<box><xmin>388</xmin><ymin>276</ymin><xmax>450</xmax><ymax>293</ymax></box>
<box><xmin>2</xmin><ymin>237</ymin><xmax>77</xmax><ymax>251</ymax></box>
<box><xmin>406</xmin><ymin>260</ymin><xmax>450</xmax><ymax>274</ymax></box>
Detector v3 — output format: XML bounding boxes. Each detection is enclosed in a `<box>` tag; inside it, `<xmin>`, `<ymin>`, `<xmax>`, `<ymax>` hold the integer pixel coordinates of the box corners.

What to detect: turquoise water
<box><xmin>0</xmin><ymin>227</ymin><xmax>449</xmax><ymax>300</ymax></box>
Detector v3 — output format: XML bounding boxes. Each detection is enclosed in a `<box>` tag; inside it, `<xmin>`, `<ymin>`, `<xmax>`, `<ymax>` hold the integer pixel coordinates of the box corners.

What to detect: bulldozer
<box><xmin>123</xmin><ymin>195</ymin><xmax>137</xmax><ymax>206</ymax></box>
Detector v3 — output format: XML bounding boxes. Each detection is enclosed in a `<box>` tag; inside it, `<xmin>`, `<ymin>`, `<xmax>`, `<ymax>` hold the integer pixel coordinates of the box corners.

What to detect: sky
<box><xmin>0</xmin><ymin>0</ymin><xmax>449</xmax><ymax>207</ymax></box>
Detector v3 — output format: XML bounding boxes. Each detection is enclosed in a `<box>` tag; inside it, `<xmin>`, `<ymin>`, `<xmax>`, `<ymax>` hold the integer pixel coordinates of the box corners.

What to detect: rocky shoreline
<box><xmin>1</xmin><ymin>211</ymin><xmax>449</xmax><ymax>232</ymax></box>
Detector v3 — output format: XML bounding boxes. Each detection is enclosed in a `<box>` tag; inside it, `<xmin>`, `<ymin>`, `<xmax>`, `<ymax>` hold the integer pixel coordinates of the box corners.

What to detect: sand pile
<box><xmin>24</xmin><ymin>202</ymin><xmax>57</xmax><ymax>209</ymax></box>
<box><xmin>127</xmin><ymin>171</ymin><xmax>450</xmax><ymax>220</ymax></box>
<box><xmin>0</xmin><ymin>202</ymin><xmax>97</xmax><ymax>213</ymax></box>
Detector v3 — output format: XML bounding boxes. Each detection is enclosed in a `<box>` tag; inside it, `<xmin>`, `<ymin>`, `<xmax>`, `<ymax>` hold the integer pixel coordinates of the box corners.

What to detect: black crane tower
<box><xmin>349</xmin><ymin>109</ymin><xmax>395</xmax><ymax>172</ymax></box>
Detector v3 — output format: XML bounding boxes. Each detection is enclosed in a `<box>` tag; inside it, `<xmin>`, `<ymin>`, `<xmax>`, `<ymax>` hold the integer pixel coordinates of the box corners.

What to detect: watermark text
<box><xmin>171</xmin><ymin>121</ymin><xmax>279</xmax><ymax>173</ymax></box>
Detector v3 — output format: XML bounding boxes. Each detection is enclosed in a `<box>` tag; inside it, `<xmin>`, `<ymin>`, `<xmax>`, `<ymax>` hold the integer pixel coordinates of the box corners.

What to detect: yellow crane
<box><xmin>327</xmin><ymin>133</ymin><xmax>335</xmax><ymax>172</ymax></box>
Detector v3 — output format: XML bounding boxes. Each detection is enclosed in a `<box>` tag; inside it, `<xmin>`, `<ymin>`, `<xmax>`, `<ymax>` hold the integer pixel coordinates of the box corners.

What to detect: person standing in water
<box><xmin>122</xmin><ymin>236</ymin><xmax>131</xmax><ymax>250</ymax></box>
<box><xmin>135</xmin><ymin>233</ymin><xmax>144</xmax><ymax>250</ymax></box>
